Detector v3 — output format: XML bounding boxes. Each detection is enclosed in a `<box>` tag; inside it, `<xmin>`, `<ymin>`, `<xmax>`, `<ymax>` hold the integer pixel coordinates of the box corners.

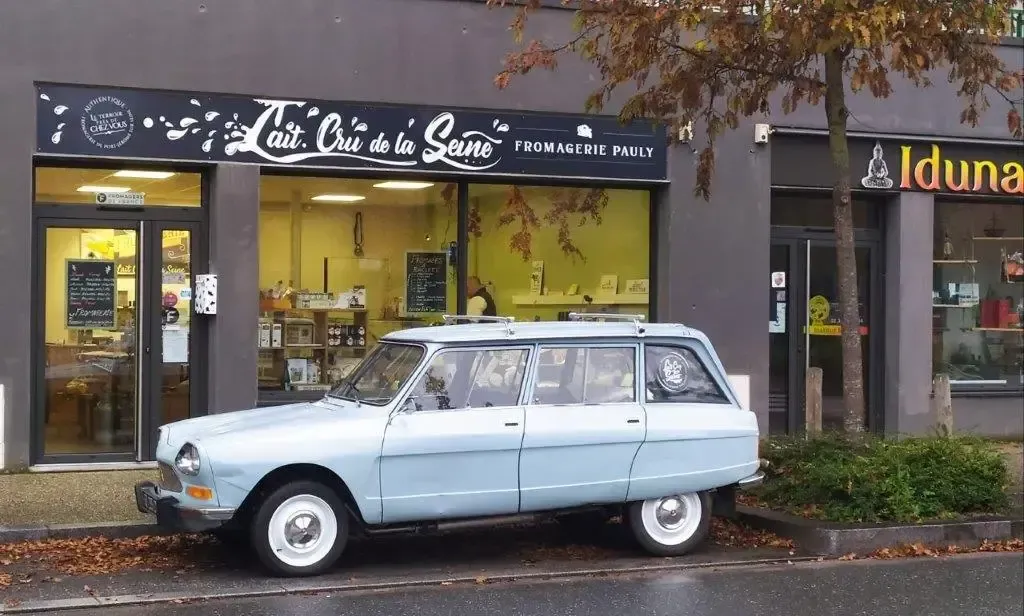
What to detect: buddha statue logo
<box><xmin>861</xmin><ymin>141</ymin><xmax>894</xmax><ymax>189</ymax></box>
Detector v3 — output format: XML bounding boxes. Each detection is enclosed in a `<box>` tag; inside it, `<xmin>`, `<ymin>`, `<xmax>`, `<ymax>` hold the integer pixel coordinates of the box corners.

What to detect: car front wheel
<box><xmin>627</xmin><ymin>492</ymin><xmax>710</xmax><ymax>556</ymax></box>
<box><xmin>250</xmin><ymin>480</ymin><xmax>349</xmax><ymax>577</ymax></box>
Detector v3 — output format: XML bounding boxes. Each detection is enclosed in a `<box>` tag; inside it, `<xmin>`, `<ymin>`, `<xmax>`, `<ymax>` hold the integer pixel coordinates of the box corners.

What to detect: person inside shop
<box><xmin>466</xmin><ymin>276</ymin><xmax>497</xmax><ymax>317</ymax></box>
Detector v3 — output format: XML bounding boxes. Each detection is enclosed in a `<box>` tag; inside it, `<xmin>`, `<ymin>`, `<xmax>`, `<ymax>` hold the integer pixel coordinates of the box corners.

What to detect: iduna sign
<box><xmin>899</xmin><ymin>144</ymin><xmax>1023</xmax><ymax>195</ymax></box>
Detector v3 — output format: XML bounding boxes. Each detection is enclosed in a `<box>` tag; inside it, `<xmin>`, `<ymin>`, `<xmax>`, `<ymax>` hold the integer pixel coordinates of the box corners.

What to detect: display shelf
<box><xmin>972</xmin><ymin>237</ymin><xmax>1024</xmax><ymax>242</ymax></box>
<box><xmin>973</xmin><ymin>327</ymin><xmax>1024</xmax><ymax>333</ymax></box>
<box><xmin>932</xmin><ymin>304</ymin><xmax>976</xmax><ymax>309</ymax></box>
<box><xmin>511</xmin><ymin>293</ymin><xmax>649</xmax><ymax>306</ymax></box>
<box><xmin>933</xmin><ymin>259</ymin><xmax>979</xmax><ymax>264</ymax></box>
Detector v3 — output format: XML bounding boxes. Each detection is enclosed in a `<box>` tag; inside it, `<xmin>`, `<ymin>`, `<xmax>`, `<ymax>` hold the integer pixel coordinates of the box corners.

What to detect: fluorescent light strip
<box><xmin>311</xmin><ymin>194</ymin><xmax>366</xmax><ymax>202</ymax></box>
<box><xmin>372</xmin><ymin>181</ymin><xmax>435</xmax><ymax>190</ymax></box>
<box><xmin>77</xmin><ymin>185</ymin><xmax>131</xmax><ymax>193</ymax></box>
<box><xmin>113</xmin><ymin>170</ymin><xmax>176</xmax><ymax>179</ymax></box>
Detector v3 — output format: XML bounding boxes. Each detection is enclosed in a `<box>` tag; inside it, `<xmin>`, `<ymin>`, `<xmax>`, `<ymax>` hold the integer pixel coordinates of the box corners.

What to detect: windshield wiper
<box><xmin>328</xmin><ymin>377</ymin><xmax>362</xmax><ymax>406</ymax></box>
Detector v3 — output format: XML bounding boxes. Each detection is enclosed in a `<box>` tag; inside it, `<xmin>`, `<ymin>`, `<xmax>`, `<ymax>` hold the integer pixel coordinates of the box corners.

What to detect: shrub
<box><xmin>753</xmin><ymin>434</ymin><xmax>1010</xmax><ymax>523</ymax></box>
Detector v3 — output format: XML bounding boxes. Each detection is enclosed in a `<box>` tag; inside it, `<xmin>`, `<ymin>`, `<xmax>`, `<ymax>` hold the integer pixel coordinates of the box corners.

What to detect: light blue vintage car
<box><xmin>136</xmin><ymin>314</ymin><xmax>763</xmax><ymax>577</ymax></box>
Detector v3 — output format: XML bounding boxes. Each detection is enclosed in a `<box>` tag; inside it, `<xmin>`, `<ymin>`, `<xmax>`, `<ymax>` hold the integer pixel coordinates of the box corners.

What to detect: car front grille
<box><xmin>158</xmin><ymin>462</ymin><xmax>183</xmax><ymax>492</ymax></box>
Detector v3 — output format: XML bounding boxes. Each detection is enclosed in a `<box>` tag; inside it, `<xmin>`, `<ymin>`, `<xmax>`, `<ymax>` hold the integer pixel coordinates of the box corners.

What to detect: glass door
<box><xmin>141</xmin><ymin>222</ymin><xmax>200</xmax><ymax>458</ymax></box>
<box><xmin>35</xmin><ymin>219</ymin><xmax>203</xmax><ymax>462</ymax></box>
<box><xmin>37</xmin><ymin>222</ymin><xmax>141</xmax><ymax>460</ymax></box>
<box><xmin>804</xmin><ymin>241</ymin><xmax>875</xmax><ymax>432</ymax></box>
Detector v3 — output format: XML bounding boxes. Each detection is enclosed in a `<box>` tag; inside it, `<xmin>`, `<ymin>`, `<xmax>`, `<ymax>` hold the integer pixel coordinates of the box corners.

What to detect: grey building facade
<box><xmin>1</xmin><ymin>0</ymin><xmax>1021</xmax><ymax>470</ymax></box>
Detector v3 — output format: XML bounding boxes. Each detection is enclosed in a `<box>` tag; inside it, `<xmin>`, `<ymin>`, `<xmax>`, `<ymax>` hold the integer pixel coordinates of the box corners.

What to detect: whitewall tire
<box><xmin>627</xmin><ymin>491</ymin><xmax>711</xmax><ymax>556</ymax></box>
<box><xmin>251</xmin><ymin>480</ymin><xmax>349</xmax><ymax>577</ymax></box>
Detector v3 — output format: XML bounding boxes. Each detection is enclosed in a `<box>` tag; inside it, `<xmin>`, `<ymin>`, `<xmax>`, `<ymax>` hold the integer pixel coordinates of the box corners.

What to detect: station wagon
<box><xmin>135</xmin><ymin>314</ymin><xmax>763</xmax><ymax>577</ymax></box>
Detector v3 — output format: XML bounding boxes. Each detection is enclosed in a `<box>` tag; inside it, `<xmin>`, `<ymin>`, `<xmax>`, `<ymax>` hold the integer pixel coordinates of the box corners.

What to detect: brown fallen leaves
<box><xmin>710</xmin><ymin>518</ymin><xmax>795</xmax><ymax>550</ymax></box>
<box><xmin>0</xmin><ymin>533</ymin><xmax>216</xmax><ymax>584</ymax></box>
<box><xmin>838</xmin><ymin>538</ymin><xmax>1024</xmax><ymax>562</ymax></box>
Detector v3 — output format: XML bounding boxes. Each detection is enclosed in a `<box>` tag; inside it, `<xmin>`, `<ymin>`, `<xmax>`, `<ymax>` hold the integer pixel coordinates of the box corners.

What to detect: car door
<box><xmin>379</xmin><ymin>346</ymin><xmax>531</xmax><ymax>524</ymax></box>
<box><xmin>627</xmin><ymin>342</ymin><xmax>760</xmax><ymax>502</ymax></box>
<box><xmin>518</xmin><ymin>343</ymin><xmax>645</xmax><ymax>512</ymax></box>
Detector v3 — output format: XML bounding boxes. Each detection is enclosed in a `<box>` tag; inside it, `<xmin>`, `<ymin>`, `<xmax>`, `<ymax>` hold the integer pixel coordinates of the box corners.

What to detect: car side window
<box><xmin>533</xmin><ymin>346</ymin><xmax>635</xmax><ymax>405</ymax></box>
<box><xmin>644</xmin><ymin>345</ymin><xmax>730</xmax><ymax>404</ymax></box>
<box><xmin>407</xmin><ymin>348</ymin><xmax>529</xmax><ymax>411</ymax></box>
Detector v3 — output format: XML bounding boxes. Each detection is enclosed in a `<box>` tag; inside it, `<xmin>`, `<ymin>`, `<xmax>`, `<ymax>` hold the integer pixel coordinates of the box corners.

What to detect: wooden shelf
<box><xmin>511</xmin><ymin>293</ymin><xmax>649</xmax><ymax>306</ymax></box>
<box><xmin>932</xmin><ymin>304</ymin><xmax>976</xmax><ymax>309</ymax></box>
<box><xmin>971</xmin><ymin>237</ymin><xmax>1024</xmax><ymax>242</ymax></box>
<box><xmin>973</xmin><ymin>327</ymin><xmax>1024</xmax><ymax>333</ymax></box>
<box><xmin>933</xmin><ymin>259</ymin><xmax>979</xmax><ymax>264</ymax></box>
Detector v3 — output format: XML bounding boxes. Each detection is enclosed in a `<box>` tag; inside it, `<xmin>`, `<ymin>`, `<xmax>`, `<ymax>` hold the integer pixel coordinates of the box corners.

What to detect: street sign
<box><xmin>95</xmin><ymin>191</ymin><xmax>145</xmax><ymax>206</ymax></box>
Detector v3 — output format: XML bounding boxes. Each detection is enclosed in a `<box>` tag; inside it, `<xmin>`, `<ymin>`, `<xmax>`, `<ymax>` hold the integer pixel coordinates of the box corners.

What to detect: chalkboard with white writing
<box><xmin>405</xmin><ymin>251</ymin><xmax>448</xmax><ymax>314</ymax></box>
<box><xmin>66</xmin><ymin>259</ymin><xmax>117</xmax><ymax>329</ymax></box>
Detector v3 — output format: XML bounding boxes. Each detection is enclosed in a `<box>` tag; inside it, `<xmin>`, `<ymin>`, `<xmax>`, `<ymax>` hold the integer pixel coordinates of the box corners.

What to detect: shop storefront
<box><xmin>769</xmin><ymin>131</ymin><xmax>1023</xmax><ymax>437</ymax></box>
<box><xmin>25</xmin><ymin>82</ymin><xmax>666</xmax><ymax>464</ymax></box>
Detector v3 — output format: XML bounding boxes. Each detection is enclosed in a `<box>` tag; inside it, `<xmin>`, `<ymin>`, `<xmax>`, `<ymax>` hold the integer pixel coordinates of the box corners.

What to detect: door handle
<box><xmin>504</xmin><ymin>422</ymin><xmax>519</xmax><ymax>427</ymax></box>
<box><xmin>627</xmin><ymin>419</ymin><xmax>640</xmax><ymax>424</ymax></box>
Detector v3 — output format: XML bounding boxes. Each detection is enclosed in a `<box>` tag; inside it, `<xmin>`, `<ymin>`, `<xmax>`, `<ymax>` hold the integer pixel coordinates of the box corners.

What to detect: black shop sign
<box><xmin>36</xmin><ymin>83</ymin><xmax>668</xmax><ymax>182</ymax></box>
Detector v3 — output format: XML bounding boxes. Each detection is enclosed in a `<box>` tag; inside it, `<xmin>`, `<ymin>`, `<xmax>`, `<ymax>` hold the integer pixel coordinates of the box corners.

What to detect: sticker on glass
<box><xmin>656</xmin><ymin>352</ymin><xmax>690</xmax><ymax>393</ymax></box>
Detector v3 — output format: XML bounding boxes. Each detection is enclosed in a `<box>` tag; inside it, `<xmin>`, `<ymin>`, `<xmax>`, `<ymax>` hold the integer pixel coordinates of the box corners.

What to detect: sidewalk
<box><xmin>0</xmin><ymin>470</ymin><xmax>154</xmax><ymax>527</ymax></box>
<box><xmin>0</xmin><ymin>520</ymin><xmax>799</xmax><ymax>613</ymax></box>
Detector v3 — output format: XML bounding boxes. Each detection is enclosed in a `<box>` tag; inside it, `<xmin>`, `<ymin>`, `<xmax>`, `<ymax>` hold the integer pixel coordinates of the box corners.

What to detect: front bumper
<box><xmin>134</xmin><ymin>481</ymin><xmax>235</xmax><ymax>532</ymax></box>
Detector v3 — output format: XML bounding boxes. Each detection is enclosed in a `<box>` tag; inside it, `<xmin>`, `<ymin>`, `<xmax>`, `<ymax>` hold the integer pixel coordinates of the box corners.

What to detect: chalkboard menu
<box><xmin>405</xmin><ymin>251</ymin><xmax>448</xmax><ymax>314</ymax></box>
<box><xmin>66</xmin><ymin>259</ymin><xmax>117</xmax><ymax>329</ymax></box>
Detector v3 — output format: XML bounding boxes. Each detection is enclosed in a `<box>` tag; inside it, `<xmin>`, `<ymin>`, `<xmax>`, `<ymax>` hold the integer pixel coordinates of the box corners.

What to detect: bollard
<box><xmin>934</xmin><ymin>373</ymin><xmax>953</xmax><ymax>437</ymax></box>
<box><xmin>805</xmin><ymin>366</ymin><xmax>823</xmax><ymax>436</ymax></box>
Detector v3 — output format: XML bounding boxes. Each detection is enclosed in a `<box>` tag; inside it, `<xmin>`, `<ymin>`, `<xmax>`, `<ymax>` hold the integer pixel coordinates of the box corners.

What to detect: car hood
<box><xmin>161</xmin><ymin>398</ymin><xmax>378</xmax><ymax>448</ymax></box>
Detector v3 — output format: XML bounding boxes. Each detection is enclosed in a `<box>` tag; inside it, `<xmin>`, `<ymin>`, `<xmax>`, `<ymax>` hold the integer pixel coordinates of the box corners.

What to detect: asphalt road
<box><xmin>55</xmin><ymin>552</ymin><xmax>1023</xmax><ymax>616</ymax></box>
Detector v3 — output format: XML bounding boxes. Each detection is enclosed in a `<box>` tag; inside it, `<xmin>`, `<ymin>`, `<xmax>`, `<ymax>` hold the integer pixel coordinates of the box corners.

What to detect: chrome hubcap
<box><xmin>284</xmin><ymin>511</ymin><xmax>322</xmax><ymax>548</ymax></box>
<box><xmin>655</xmin><ymin>497</ymin><xmax>686</xmax><ymax>530</ymax></box>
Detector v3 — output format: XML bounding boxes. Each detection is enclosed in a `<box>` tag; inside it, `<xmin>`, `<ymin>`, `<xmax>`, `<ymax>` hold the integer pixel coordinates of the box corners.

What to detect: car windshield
<box><xmin>326</xmin><ymin>342</ymin><xmax>425</xmax><ymax>406</ymax></box>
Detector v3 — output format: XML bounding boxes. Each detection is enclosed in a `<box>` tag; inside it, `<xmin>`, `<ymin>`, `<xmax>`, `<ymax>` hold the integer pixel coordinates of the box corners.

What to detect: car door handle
<box><xmin>505</xmin><ymin>422</ymin><xmax>519</xmax><ymax>427</ymax></box>
<box><xmin>627</xmin><ymin>419</ymin><xmax>640</xmax><ymax>424</ymax></box>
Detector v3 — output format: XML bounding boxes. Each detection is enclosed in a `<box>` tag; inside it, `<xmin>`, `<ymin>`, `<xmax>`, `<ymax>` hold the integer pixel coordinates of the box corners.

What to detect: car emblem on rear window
<box><xmin>656</xmin><ymin>352</ymin><xmax>690</xmax><ymax>393</ymax></box>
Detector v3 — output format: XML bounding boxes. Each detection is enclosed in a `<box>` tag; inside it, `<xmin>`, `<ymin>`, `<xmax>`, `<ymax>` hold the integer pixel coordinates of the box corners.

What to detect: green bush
<box><xmin>753</xmin><ymin>434</ymin><xmax>1010</xmax><ymax>523</ymax></box>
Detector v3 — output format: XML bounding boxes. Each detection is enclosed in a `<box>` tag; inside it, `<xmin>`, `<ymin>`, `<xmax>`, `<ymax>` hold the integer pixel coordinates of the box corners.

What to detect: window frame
<box><xmin>402</xmin><ymin>344</ymin><xmax>535</xmax><ymax>412</ymax></box>
<box><xmin>524</xmin><ymin>341</ymin><xmax>641</xmax><ymax>407</ymax></box>
<box><xmin>641</xmin><ymin>340</ymin><xmax>738</xmax><ymax>407</ymax></box>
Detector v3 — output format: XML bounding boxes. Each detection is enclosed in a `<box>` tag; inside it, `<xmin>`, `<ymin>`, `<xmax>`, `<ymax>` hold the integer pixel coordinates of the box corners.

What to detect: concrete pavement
<box><xmin>40</xmin><ymin>552</ymin><xmax>1024</xmax><ymax>616</ymax></box>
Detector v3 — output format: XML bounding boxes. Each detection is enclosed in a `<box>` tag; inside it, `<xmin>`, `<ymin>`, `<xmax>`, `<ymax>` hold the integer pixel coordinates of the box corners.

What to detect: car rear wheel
<box><xmin>627</xmin><ymin>492</ymin><xmax>710</xmax><ymax>556</ymax></box>
<box><xmin>250</xmin><ymin>480</ymin><xmax>349</xmax><ymax>577</ymax></box>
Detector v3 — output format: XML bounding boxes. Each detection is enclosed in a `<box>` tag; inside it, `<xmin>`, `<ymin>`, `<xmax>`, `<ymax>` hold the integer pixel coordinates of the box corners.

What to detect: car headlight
<box><xmin>174</xmin><ymin>442</ymin><xmax>201</xmax><ymax>476</ymax></box>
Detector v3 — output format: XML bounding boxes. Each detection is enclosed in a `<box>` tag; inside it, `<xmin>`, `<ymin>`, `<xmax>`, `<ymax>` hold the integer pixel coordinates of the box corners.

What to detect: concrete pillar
<box><xmin>884</xmin><ymin>191</ymin><xmax>935</xmax><ymax>435</ymax></box>
<box><xmin>656</xmin><ymin>128</ymin><xmax>772</xmax><ymax>433</ymax></box>
<box><xmin>207</xmin><ymin>164</ymin><xmax>260</xmax><ymax>414</ymax></box>
<box><xmin>0</xmin><ymin>74</ymin><xmax>34</xmax><ymax>470</ymax></box>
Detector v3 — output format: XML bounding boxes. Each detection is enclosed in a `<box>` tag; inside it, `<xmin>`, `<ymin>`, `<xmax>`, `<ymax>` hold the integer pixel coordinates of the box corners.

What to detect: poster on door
<box><xmin>805</xmin><ymin>294</ymin><xmax>869</xmax><ymax>335</ymax></box>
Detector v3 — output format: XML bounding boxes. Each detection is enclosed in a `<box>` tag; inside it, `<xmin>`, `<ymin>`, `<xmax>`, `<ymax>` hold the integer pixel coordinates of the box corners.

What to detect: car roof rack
<box><xmin>441</xmin><ymin>314</ymin><xmax>516</xmax><ymax>336</ymax></box>
<box><xmin>568</xmin><ymin>312</ymin><xmax>647</xmax><ymax>335</ymax></box>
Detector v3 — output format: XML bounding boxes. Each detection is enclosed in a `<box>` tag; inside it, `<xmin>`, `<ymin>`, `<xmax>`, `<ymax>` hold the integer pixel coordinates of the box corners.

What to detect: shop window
<box><xmin>34</xmin><ymin>166</ymin><xmax>201</xmax><ymax>207</ymax></box>
<box><xmin>257</xmin><ymin>176</ymin><xmax>455</xmax><ymax>395</ymax></box>
<box><xmin>932</xmin><ymin>201</ymin><xmax>1024</xmax><ymax>390</ymax></box>
<box><xmin>465</xmin><ymin>185</ymin><xmax>651</xmax><ymax>322</ymax></box>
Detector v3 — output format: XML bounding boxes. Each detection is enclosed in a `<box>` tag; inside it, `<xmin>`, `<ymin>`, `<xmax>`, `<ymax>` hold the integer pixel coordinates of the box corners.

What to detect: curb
<box><xmin>737</xmin><ymin>505</ymin><xmax>1024</xmax><ymax>556</ymax></box>
<box><xmin>0</xmin><ymin>555</ymin><xmax>818</xmax><ymax>614</ymax></box>
<box><xmin>0</xmin><ymin>521</ymin><xmax>165</xmax><ymax>544</ymax></box>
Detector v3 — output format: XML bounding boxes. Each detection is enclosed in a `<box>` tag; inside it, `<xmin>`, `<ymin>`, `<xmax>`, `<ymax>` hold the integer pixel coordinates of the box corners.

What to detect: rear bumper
<box><xmin>736</xmin><ymin>470</ymin><xmax>765</xmax><ymax>490</ymax></box>
<box><xmin>134</xmin><ymin>481</ymin><xmax>235</xmax><ymax>532</ymax></box>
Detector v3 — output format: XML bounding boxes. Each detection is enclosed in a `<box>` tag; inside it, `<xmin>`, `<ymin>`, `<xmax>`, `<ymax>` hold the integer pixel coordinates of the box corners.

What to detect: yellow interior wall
<box><xmin>257</xmin><ymin>185</ymin><xmax>650</xmax><ymax>324</ymax></box>
<box><xmin>468</xmin><ymin>187</ymin><xmax>650</xmax><ymax>321</ymax></box>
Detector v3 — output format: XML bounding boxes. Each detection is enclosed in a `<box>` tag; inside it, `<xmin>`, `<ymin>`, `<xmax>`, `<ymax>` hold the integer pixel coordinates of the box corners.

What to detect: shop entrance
<box><xmin>768</xmin><ymin>234</ymin><xmax>883</xmax><ymax>434</ymax></box>
<box><xmin>33</xmin><ymin>215</ymin><xmax>206</xmax><ymax>463</ymax></box>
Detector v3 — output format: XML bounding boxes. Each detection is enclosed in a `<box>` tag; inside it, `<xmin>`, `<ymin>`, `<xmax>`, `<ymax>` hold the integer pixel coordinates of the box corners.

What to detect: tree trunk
<box><xmin>823</xmin><ymin>49</ymin><xmax>866</xmax><ymax>434</ymax></box>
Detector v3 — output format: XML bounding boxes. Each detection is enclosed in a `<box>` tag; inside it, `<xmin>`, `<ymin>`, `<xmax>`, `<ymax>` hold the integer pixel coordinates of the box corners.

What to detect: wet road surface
<box><xmin>47</xmin><ymin>552</ymin><xmax>1024</xmax><ymax>616</ymax></box>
